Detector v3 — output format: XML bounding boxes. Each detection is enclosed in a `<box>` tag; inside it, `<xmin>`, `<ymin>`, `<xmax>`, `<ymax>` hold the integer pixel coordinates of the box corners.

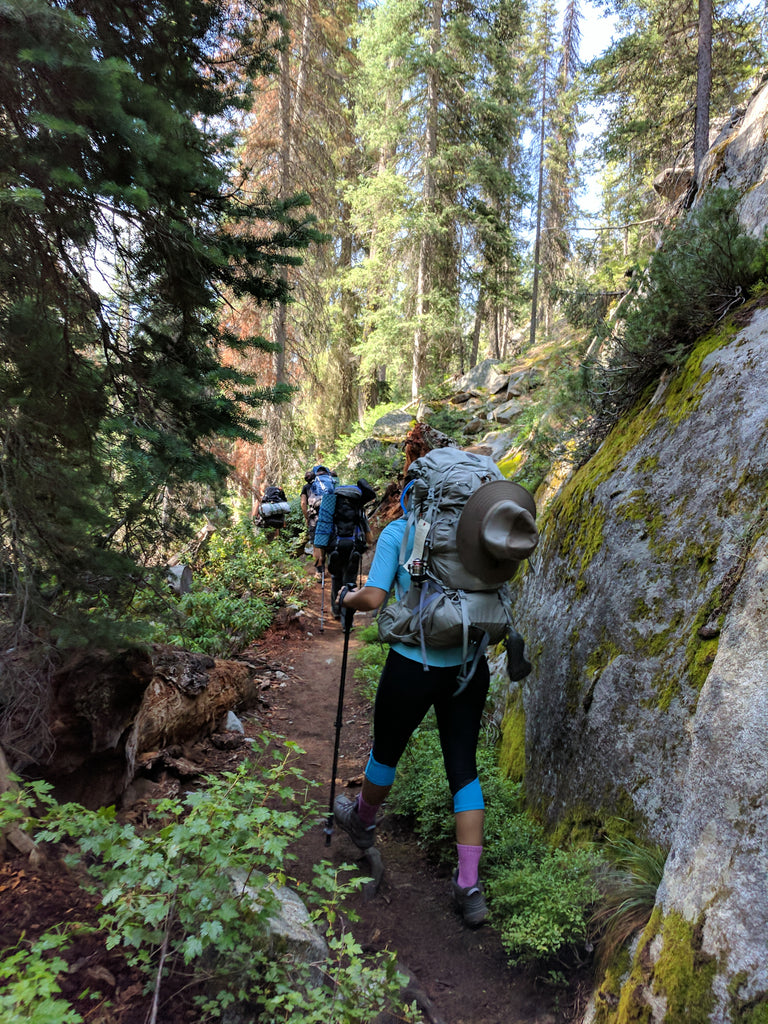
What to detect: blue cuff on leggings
<box><xmin>453</xmin><ymin>777</ymin><xmax>484</xmax><ymax>813</ymax></box>
<box><xmin>366</xmin><ymin>752</ymin><xmax>397</xmax><ymax>787</ymax></box>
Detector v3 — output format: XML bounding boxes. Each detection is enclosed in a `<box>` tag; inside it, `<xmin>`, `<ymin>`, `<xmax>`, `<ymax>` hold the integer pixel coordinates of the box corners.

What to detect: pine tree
<box><xmin>539</xmin><ymin>0</ymin><xmax>582</xmax><ymax>336</ymax></box>
<box><xmin>0</xmin><ymin>0</ymin><xmax>316</xmax><ymax>651</ymax></box>
<box><xmin>233</xmin><ymin>0</ymin><xmax>362</xmax><ymax>460</ymax></box>
<box><xmin>694</xmin><ymin>0</ymin><xmax>713</xmax><ymax>181</ymax></box>
<box><xmin>348</xmin><ymin>0</ymin><xmax>530</xmax><ymax>401</ymax></box>
<box><xmin>528</xmin><ymin>0</ymin><xmax>557</xmax><ymax>348</ymax></box>
<box><xmin>586</xmin><ymin>0</ymin><xmax>760</xmax><ymax>222</ymax></box>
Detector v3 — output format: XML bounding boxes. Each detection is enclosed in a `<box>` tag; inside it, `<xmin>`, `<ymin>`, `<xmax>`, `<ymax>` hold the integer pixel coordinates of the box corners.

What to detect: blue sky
<box><xmin>576</xmin><ymin>0</ymin><xmax>617</xmax><ymax>62</ymax></box>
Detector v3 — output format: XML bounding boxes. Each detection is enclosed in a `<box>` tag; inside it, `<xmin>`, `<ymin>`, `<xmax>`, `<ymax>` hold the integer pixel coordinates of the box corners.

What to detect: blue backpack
<box><xmin>308</xmin><ymin>470</ymin><xmax>335</xmax><ymax>509</ymax></box>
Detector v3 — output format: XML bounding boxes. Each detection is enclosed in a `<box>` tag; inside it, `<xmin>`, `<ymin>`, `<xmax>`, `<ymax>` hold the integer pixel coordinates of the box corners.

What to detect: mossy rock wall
<box><xmin>509</xmin><ymin>306</ymin><xmax>768</xmax><ymax>1020</ymax></box>
<box><xmin>513</xmin><ymin>305</ymin><xmax>768</xmax><ymax>835</ymax></box>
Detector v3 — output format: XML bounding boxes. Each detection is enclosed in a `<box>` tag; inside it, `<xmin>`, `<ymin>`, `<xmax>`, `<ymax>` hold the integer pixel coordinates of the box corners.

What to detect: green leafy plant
<box><xmin>321</xmin><ymin>402</ymin><xmax>407</xmax><ymax>491</ymax></box>
<box><xmin>487</xmin><ymin>847</ymin><xmax>600</xmax><ymax>966</ymax></box>
<box><xmin>2</xmin><ymin>743</ymin><xmax>422</xmax><ymax>1023</ymax></box>
<box><xmin>152</xmin><ymin>585</ymin><xmax>272</xmax><ymax>656</ymax></box>
<box><xmin>351</xmin><ymin>623</ymin><xmax>388</xmax><ymax>703</ymax></box>
<box><xmin>0</xmin><ymin>929</ymin><xmax>85</xmax><ymax>1024</ymax></box>
<box><xmin>590</xmin><ymin>832</ymin><xmax>667</xmax><ymax>967</ymax></box>
<box><xmin>131</xmin><ymin>507</ymin><xmax>313</xmax><ymax>657</ymax></box>
<box><xmin>33</xmin><ymin>746</ymin><xmax>311</xmax><ymax>983</ymax></box>
<box><xmin>263</xmin><ymin>861</ymin><xmax>422</xmax><ymax>1024</ymax></box>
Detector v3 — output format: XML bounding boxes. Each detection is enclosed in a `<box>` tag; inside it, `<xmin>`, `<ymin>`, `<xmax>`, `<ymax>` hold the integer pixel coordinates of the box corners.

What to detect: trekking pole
<box><xmin>325</xmin><ymin>614</ymin><xmax>352</xmax><ymax>846</ymax></box>
<box><xmin>319</xmin><ymin>567</ymin><xmax>326</xmax><ymax>633</ymax></box>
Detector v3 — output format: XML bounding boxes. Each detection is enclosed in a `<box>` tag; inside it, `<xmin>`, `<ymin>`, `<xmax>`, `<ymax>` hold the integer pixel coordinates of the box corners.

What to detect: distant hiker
<box><xmin>256</xmin><ymin>484</ymin><xmax>290</xmax><ymax>535</ymax></box>
<box><xmin>313</xmin><ymin>479</ymin><xmax>375</xmax><ymax>618</ymax></box>
<box><xmin>333</xmin><ymin>450</ymin><xmax>538</xmax><ymax>928</ymax></box>
<box><xmin>300</xmin><ymin>465</ymin><xmax>335</xmax><ymax>550</ymax></box>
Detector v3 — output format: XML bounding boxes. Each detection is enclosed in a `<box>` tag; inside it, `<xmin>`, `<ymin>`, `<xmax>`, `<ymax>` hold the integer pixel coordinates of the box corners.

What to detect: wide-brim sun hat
<box><xmin>456</xmin><ymin>479</ymin><xmax>539</xmax><ymax>585</ymax></box>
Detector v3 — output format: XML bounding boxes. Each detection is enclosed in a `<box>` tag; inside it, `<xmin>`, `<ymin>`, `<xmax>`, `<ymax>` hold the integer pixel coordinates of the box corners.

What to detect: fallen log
<box><xmin>125</xmin><ymin>654</ymin><xmax>261</xmax><ymax>774</ymax></box>
<box><xmin>32</xmin><ymin>645</ymin><xmax>262</xmax><ymax>808</ymax></box>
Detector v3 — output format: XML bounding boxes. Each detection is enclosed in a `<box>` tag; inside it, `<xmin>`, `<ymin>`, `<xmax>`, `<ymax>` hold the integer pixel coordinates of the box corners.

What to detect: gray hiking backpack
<box><xmin>377</xmin><ymin>448</ymin><xmax>538</xmax><ymax>690</ymax></box>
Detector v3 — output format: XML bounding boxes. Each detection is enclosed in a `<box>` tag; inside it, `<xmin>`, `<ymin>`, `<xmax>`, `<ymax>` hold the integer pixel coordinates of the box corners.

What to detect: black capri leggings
<box><xmin>371</xmin><ymin>649</ymin><xmax>490</xmax><ymax>797</ymax></box>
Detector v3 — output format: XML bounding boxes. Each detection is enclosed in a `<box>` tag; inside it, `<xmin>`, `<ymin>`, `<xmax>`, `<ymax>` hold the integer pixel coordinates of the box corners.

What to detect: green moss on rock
<box><xmin>661</xmin><ymin>320</ymin><xmax>738</xmax><ymax>426</ymax></box>
<box><xmin>499</xmin><ymin>694</ymin><xmax>526</xmax><ymax>782</ymax></box>
<box><xmin>653</xmin><ymin>911</ymin><xmax>717</xmax><ymax>1023</ymax></box>
<box><xmin>735</xmin><ymin>1000</ymin><xmax>768</xmax><ymax>1024</ymax></box>
<box><xmin>498</xmin><ymin>451</ymin><xmax>524</xmax><ymax>477</ymax></box>
<box><xmin>595</xmin><ymin>908</ymin><xmax>718</xmax><ymax>1024</ymax></box>
<box><xmin>729</xmin><ymin>972</ymin><xmax>768</xmax><ymax>1023</ymax></box>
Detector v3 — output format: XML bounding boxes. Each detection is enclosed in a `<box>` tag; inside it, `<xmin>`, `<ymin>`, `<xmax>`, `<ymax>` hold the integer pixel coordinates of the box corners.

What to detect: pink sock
<box><xmin>356</xmin><ymin>793</ymin><xmax>378</xmax><ymax>826</ymax></box>
<box><xmin>457</xmin><ymin>844</ymin><xmax>483</xmax><ymax>890</ymax></box>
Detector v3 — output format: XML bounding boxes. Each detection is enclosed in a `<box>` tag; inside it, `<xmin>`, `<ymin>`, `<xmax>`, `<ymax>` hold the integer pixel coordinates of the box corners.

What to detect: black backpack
<box><xmin>331</xmin><ymin>479</ymin><xmax>375</xmax><ymax>551</ymax></box>
<box><xmin>259</xmin><ymin>486</ymin><xmax>289</xmax><ymax>528</ymax></box>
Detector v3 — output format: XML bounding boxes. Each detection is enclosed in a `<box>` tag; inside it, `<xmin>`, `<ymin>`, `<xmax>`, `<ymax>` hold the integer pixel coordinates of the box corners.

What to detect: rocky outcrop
<box><xmin>511</xmin><ymin>304</ymin><xmax>768</xmax><ymax>1020</ymax></box>
<box><xmin>701</xmin><ymin>81</ymin><xmax>768</xmax><ymax>239</ymax></box>
<box><xmin>499</xmin><ymin>80</ymin><xmax>768</xmax><ymax>1024</ymax></box>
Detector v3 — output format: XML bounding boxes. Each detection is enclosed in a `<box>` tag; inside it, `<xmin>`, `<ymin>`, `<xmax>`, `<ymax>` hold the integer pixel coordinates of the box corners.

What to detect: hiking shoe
<box><xmin>452</xmin><ymin>869</ymin><xmax>488</xmax><ymax>927</ymax></box>
<box><xmin>333</xmin><ymin>795</ymin><xmax>376</xmax><ymax>849</ymax></box>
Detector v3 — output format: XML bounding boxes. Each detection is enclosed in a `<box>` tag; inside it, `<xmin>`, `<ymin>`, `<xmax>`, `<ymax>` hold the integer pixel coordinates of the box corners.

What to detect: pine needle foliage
<box><xmin>583</xmin><ymin>189</ymin><xmax>768</xmax><ymax>421</ymax></box>
<box><xmin>0</xmin><ymin>0</ymin><xmax>319</xmax><ymax>656</ymax></box>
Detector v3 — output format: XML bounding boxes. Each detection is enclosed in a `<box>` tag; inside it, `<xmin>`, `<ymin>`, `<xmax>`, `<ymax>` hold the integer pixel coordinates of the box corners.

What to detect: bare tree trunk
<box><xmin>491</xmin><ymin>305</ymin><xmax>500</xmax><ymax>359</ymax></box>
<box><xmin>413</xmin><ymin>240</ymin><xmax>429</xmax><ymax>403</ymax></box>
<box><xmin>412</xmin><ymin>0</ymin><xmax>441</xmax><ymax>402</ymax></box>
<box><xmin>291</xmin><ymin>0</ymin><xmax>313</xmax><ymax>156</ymax></box>
<box><xmin>470</xmin><ymin>285</ymin><xmax>484</xmax><ymax>367</ymax></box>
<box><xmin>529</xmin><ymin>57</ymin><xmax>546</xmax><ymax>350</ymax></box>
<box><xmin>694</xmin><ymin>0</ymin><xmax>713</xmax><ymax>183</ymax></box>
<box><xmin>361</xmin><ymin>50</ymin><xmax>393</xmax><ymax>419</ymax></box>
<box><xmin>265</xmin><ymin>2</ymin><xmax>295</xmax><ymax>489</ymax></box>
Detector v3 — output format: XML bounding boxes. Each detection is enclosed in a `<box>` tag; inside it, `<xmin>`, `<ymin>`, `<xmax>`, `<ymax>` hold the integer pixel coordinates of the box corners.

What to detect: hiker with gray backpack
<box><xmin>332</xmin><ymin>448</ymin><xmax>538</xmax><ymax>927</ymax></box>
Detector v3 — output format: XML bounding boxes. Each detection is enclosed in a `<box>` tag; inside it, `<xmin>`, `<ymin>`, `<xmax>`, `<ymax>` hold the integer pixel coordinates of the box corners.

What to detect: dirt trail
<box><xmin>251</xmin><ymin>560</ymin><xmax>584</xmax><ymax>1024</ymax></box>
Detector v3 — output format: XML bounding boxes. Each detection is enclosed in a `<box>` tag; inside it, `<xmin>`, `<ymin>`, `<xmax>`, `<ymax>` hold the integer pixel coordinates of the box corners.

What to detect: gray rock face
<box><xmin>454</xmin><ymin>357</ymin><xmax>504</xmax><ymax>392</ymax></box>
<box><xmin>658</xmin><ymin>532</ymin><xmax>768</xmax><ymax>1020</ymax></box>
<box><xmin>512</xmin><ymin>308</ymin><xmax>768</xmax><ymax>1018</ymax></box>
<box><xmin>516</xmin><ymin>307</ymin><xmax>768</xmax><ymax>831</ymax></box>
<box><xmin>337</xmin><ymin>437</ymin><xmax>404</xmax><ymax>477</ymax></box>
<box><xmin>370</xmin><ymin>409</ymin><xmax>415</xmax><ymax>436</ymax></box>
<box><xmin>702</xmin><ymin>81</ymin><xmax>768</xmax><ymax>239</ymax></box>
<box><xmin>492</xmin><ymin>398</ymin><xmax>523</xmax><ymax>422</ymax></box>
<box><xmin>232</xmin><ymin>872</ymin><xmax>328</xmax><ymax>984</ymax></box>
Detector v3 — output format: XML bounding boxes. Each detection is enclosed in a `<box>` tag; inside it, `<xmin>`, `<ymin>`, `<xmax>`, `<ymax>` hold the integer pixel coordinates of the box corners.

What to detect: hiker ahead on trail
<box><xmin>333</xmin><ymin>449</ymin><xmax>538</xmax><ymax>928</ymax></box>
<box><xmin>256</xmin><ymin>484</ymin><xmax>290</xmax><ymax>535</ymax></box>
<box><xmin>300</xmin><ymin>465</ymin><xmax>336</xmax><ymax>548</ymax></box>
<box><xmin>313</xmin><ymin>479</ymin><xmax>376</xmax><ymax>618</ymax></box>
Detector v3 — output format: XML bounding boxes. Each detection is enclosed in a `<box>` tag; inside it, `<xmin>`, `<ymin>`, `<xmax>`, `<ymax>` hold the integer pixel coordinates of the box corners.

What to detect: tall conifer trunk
<box><xmin>266</xmin><ymin>0</ymin><xmax>314</xmax><ymax>488</ymax></box>
<box><xmin>694</xmin><ymin>0</ymin><xmax>713</xmax><ymax>183</ymax></box>
<box><xmin>529</xmin><ymin>54</ymin><xmax>547</xmax><ymax>350</ymax></box>
<box><xmin>264</xmin><ymin>20</ymin><xmax>292</xmax><ymax>490</ymax></box>
<box><xmin>412</xmin><ymin>0</ymin><xmax>441</xmax><ymax>403</ymax></box>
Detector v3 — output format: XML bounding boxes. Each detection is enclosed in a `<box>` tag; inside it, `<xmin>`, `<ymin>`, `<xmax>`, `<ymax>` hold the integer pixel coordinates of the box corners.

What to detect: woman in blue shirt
<box><xmin>336</xmin><ymin>516</ymin><xmax>490</xmax><ymax>928</ymax></box>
